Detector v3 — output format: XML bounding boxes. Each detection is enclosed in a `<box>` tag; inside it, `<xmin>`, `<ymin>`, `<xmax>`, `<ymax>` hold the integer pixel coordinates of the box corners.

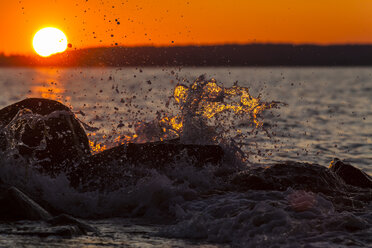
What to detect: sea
<box><xmin>0</xmin><ymin>67</ymin><xmax>371</xmax><ymax>247</ymax></box>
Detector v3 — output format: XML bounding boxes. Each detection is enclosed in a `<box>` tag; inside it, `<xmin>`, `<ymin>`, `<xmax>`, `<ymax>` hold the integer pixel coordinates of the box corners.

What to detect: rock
<box><xmin>0</xmin><ymin>187</ymin><xmax>96</xmax><ymax>236</ymax></box>
<box><xmin>0</xmin><ymin>186</ymin><xmax>96</xmax><ymax>236</ymax></box>
<box><xmin>0</xmin><ymin>99</ymin><xmax>224</xmax><ymax>191</ymax></box>
<box><xmin>329</xmin><ymin>158</ymin><xmax>372</xmax><ymax>189</ymax></box>
<box><xmin>126</xmin><ymin>140</ymin><xmax>223</xmax><ymax>167</ymax></box>
<box><xmin>231</xmin><ymin>161</ymin><xmax>372</xmax><ymax>210</ymax></box>
<box><xmin>83</xmin><ymin>138</ymin><xmax>223</xmax><ymax>169</ymax></box>
<box><xmin>0</xmin><ymin>186</ymin><xmax>52</xmax><ymax>220</ymax></box>
<box><xmin>0</xmin><ymin>98</ymin><xmax>91</xmax><ymax>176</ymax></box>
<box><xmin>232</xmin><ymin>160</ymin><xmax>372</xmax><ymax>193</ymax></box>
<box><xmin>72</xmin><ymin>139</ymin><xmax>224</xmax><ymax>191</ymax></box>
<box><xmin>231</xmin><ymin>161</ymin><xmax>347</xmax><ymax>194</ymax></box>
<box><xmin>47</xmin><ymin>214</ymin><xmax>99</xmax><ymax>234</ymax></box>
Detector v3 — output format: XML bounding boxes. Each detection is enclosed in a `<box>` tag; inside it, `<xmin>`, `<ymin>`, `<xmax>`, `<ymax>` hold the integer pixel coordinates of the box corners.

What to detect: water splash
<box><xmin>170</xmin><ymin>77</ymin><xmax>278</xmax><ymax>144</ymax></box>
<box><xmin>88</xmin><ymin>76</ymin><xmax>278</xmax><ymax>153</ymax></box>
<box><xmin>1</xmin><ymin>109</ymin><xmax>49</xmax><ymax>161</ymax></box>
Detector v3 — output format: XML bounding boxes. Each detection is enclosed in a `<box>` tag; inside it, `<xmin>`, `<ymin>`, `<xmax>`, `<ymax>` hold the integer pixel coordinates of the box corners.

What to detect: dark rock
<box><xmin>0</xmin><ymin>187</ymin><xmax>95</xmax><ymax>236</ymax></box>
<box><xmin>72</xmin><ymin>139</ymin><xmax>224</xmax><ymax>191</ymax></box>
<box><xmin>85</xmin><ymin>138</ymin><xmax>223</xmax><ymax>169</ymax></box>
<box><xmin>231</xmin><ymin>161</ymin><xmax>348</xmax><ymax>194</ymax></box>
<box><xmin>231</xmin><ymin>161</ymin><xmax>372</xmax><ymax>210</ymax></box>
<box><xmin>0</xmin><ymin>186</ymin><xmax>52</xmax><ymax>220</ymax></box>
<box><xmin>126</xmin><ymin>141</ymin><xmax>223</xmax><ymax>167</ymax></box>
<box><xmin>0</xmin><ymin>99</ymin><xmax>224</xmax><ymax>191</ymax></box>
<box><xmin>48</xmin><ymin>214</ymin><xmax>99</xmax><ymax>234</ymax></box>
<box><xmin>329</xmin><ymin>158</ymin><xmax>372</xmax><ymax>189</ymax></box>
<box><xmin>0</xmin><ymin>98</ymin><xmax>91</xmax><ymax>176</ymax></box>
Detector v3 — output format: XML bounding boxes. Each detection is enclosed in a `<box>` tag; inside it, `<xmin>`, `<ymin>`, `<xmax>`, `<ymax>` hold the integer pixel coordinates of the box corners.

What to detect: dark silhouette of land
<box><xmin>1</xmin><ymin>44</ymin><xmax>372</xmax><ymax>67</ymax></box>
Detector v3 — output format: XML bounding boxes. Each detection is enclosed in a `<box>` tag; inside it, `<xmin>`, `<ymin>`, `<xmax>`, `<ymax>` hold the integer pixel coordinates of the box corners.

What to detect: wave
<box><xmin>0</xmin><ymin>76</ymin><xmax>370</xmax><ymax>247</ymax></box>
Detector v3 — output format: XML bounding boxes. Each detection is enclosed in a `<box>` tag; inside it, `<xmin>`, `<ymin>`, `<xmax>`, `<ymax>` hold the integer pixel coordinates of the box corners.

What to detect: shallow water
<box><xmin>0</xmin><ymin>67</ymin><xmax>371</xmax><ymax>247</ymax></box>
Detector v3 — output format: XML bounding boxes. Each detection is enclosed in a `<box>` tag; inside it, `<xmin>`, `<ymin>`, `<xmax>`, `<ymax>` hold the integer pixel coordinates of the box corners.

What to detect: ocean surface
<box><xmin>0</xmin><ymin>67</ymin><xmax>371</xmax><ymax>247</ymax></box>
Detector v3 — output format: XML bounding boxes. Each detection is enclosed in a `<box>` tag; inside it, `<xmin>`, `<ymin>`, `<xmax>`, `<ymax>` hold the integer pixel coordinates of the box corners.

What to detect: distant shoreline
<box><xmin>1</xmin><ymin>44</ymin><xmax>372</xmax><ymax>67</ymax></box>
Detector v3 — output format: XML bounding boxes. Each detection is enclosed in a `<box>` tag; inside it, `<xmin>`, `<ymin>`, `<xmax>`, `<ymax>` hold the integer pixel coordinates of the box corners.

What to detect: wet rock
<box><xmin>84</xmin><ymin>138</ymin><xmax>223</xmax><ymax>169</ymax></box>
<box><xmin>72</xmin><ymin>139</ymin><xmax>224</xmax><ymax>191</ymax></box>
<box><xmin>231</xmin><ymin>162</ymin><xmax>348</xmax><ymax>194</ymax></box>
<box><xmin>48</xmin><ymin>214</ymin><xmax>99</xmax><ymax>234</ymax></box>
<box><xmin>0</xmin><ymin>187</ymin><xmax>96</xmax><ymax>237</ymax></box>
<box><xmin>0</xmin><ymin>98</ymin><xmax>91</xmax><ymax>176</ymax></box>
<box><xmin>0</xmin><ymin>186</ymin><xmax>96</xmax><ymax>237</ymax></box>
<box><xmin>329</xmin><ymin>158</ymin><xmax>372</xmax><ymax>189</ymax></box>
<box><xmin>0</xmin><ymin>186</ymin><xmax>52</xmax><ymax>220</ymax></box>
<box><xmin>0</xmin><ymin>99</ymin><xmax>224</xmax><ymax>191</ymax></box>
<box><xmin>231</xmin><ymin>161</ymin><xmax>372</xmax><ymax>210</ymax></box>
<box><xmin>126</xmin><ymin>141</ymin><xmax>223</xmax><ymax>167</ymax></box>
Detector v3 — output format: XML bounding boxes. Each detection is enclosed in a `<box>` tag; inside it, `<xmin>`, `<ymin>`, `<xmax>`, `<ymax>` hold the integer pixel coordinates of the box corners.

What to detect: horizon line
<box><xmin>2</xmin><ymin>42</ymin><xmax>372</xmax><ymax>57</ymax></box>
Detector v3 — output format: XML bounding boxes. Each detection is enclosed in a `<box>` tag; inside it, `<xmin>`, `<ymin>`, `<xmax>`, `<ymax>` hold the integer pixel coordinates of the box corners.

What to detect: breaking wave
<box><xmin>0</xmin><ymin>75</ymin><xmax>370</xmax><ymax>247</ymax></box>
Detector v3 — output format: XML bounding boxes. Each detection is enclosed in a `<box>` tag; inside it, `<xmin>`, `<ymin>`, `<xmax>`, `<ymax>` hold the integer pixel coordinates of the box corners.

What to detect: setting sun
<box><xmin>33</xmin><ymin>27</ymin><xmax>68</xmax><ymax>57</ymax></box>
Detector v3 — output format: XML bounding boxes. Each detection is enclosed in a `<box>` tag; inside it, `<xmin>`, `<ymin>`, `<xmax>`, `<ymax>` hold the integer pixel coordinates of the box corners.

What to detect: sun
<box><xmin>33</xmin><ymin>27</ymin><xmax>68</xmax><ymax>57</ymax></box>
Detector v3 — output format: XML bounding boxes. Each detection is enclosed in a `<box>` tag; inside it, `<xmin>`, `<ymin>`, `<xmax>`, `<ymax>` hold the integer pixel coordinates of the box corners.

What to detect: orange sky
<box><xmin>1</xmin><ymin>0</ymin><xmax>371</xmax><ymax>55</ymax></box>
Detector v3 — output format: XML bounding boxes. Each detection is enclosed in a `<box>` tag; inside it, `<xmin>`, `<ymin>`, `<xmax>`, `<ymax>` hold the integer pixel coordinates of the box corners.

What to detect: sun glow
<box><xmin>33</xmin><ymin>27</ymin><xmax>68</xmax><ymax>57</ymax></box>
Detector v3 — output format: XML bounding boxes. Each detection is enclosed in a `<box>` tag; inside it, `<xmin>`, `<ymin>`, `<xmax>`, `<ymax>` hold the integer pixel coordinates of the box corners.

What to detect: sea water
<box><xmin>0</xmin><ymin>67</ymin><xmax>371</xmax><ymax>247</ymax></box>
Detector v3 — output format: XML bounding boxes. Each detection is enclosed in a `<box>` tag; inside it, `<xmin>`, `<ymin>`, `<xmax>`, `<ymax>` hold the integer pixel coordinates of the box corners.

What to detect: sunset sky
<box><xmin>1</xmin><ymin>0</ymin><xmax>371</xmax><ymax>55</ymax></box>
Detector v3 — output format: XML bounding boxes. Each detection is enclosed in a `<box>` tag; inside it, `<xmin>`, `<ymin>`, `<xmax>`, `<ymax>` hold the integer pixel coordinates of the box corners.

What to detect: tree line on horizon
<box><xmin>1</xmin><ymin>44</ymin><xmax>372</xmax><ymax>67</ymax></box>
